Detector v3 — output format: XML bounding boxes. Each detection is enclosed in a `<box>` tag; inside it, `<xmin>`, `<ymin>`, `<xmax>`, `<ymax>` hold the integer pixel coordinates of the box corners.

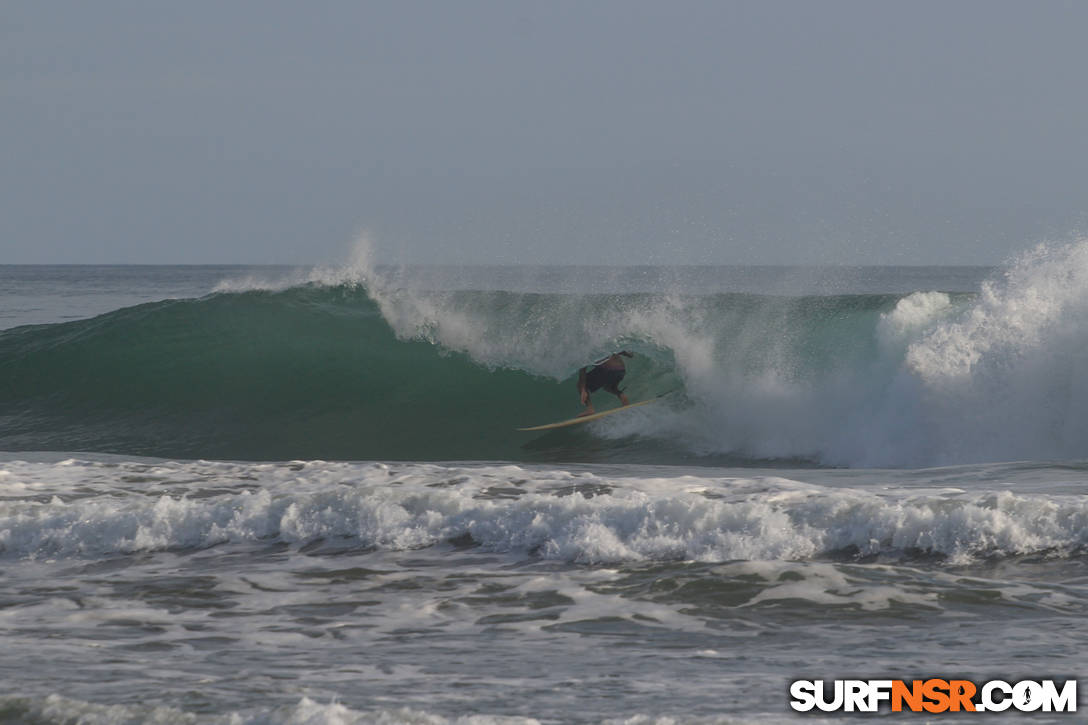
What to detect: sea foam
<box><xmin>2</xmin><ymin>460</ymin><xmax>1086</xmax><ymax>564</ymax></box>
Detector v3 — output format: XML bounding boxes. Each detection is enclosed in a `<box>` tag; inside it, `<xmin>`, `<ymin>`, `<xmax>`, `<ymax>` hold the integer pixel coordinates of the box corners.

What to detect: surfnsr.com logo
<box><xmin>789</xmin><ymin>679</ymin><xmax>1077</xmax><ymax>713</ymax></box>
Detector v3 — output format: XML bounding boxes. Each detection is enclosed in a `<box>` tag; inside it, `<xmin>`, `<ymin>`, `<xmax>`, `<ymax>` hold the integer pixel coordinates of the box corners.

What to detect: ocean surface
<box><xmin>2</xmin><ymin>246</ymin><xmax>1088</xmax><ymax>723</ymax></box>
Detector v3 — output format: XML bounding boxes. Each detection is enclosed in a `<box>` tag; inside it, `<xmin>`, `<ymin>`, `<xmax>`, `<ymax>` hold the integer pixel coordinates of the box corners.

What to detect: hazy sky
<box><xmin>3</xmin><ymin>1</ymin><xmax>1087</xmax><ymax>265</ymax></box>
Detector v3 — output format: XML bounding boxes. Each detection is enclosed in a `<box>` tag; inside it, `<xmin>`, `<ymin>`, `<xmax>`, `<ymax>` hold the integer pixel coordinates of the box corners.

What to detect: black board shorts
<box><xmin>585</xmin><ymin>366</ymin><xmax>625</xmax><ymax>394</ymax></box>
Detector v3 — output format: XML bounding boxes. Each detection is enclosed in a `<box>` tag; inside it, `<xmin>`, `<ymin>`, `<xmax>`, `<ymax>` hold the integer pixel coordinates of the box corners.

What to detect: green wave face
<box><xmin>1</xmin><ymin>287</ymin><xmax>592</xmax><ymax>461</ymax></box>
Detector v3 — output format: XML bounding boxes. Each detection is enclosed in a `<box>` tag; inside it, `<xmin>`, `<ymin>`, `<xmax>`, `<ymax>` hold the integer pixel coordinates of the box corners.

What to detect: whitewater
<box><xmin>2</xmin><ymin>243</ymin><xmax>1087</xmax><ymax>722</ymax></box>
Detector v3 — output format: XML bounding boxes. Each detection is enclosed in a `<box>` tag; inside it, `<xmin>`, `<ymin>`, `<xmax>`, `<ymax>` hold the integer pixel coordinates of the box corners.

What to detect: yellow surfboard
<box><xmin>517</xmin><ymin>397</ymin><xmax>660</xmax><ymax>431</ymax></box>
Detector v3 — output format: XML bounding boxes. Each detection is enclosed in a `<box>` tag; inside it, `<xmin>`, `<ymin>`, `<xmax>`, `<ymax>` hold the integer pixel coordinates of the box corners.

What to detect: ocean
<box><xmin>2</xmin><ymin>245</ymin><xmax>1087</xmax><ymax>723</ymax></box>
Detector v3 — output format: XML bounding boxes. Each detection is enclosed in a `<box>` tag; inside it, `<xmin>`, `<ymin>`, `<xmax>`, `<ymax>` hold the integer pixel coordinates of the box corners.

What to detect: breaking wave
<box><xmin>4</xmin><ymin>240</ymin><xmax>1088</xmax><ymax>466</ymax></box>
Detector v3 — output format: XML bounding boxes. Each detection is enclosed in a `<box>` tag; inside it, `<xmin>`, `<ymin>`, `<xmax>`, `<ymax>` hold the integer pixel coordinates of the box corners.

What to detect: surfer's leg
<box><xmin>607</xmin><ymin>386</ymin><xmax>629</xmax><ymax>406</ymax></box>
<box><xmin>604</xmin><ymin>370</ymin><xmax>628</xmax><ymax>406</ymax></box>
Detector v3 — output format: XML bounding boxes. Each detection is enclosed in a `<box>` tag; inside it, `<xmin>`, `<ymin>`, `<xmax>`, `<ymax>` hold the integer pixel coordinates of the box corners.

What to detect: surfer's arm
<box><xmin>577</xmin><ymin>367</ymin><xmax>590</xmax><ymax>406</ymax></box>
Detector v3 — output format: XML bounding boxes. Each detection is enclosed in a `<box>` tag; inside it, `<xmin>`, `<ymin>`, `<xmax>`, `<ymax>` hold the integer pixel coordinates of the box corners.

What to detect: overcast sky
<box><xmin>3</xmin><ymin>1</ymin><xmax>1087</xmax><ymax>265</ymax></box>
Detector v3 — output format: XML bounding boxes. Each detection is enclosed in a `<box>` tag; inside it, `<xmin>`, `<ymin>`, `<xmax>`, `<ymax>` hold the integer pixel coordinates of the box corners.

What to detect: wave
<box><xmin>4</xmin><ymin>240</ymin><xmax>1088</xmax><ymax>466</ymax></box>
<box><xmin>3</xmin><ymin>460</ymin><xmax>1086</xmax><ymax>564</ymax></box>
<box><xmin>0</xmin><ymin>694</ymin><xmax>545</xmax><ymax>725</ymax></box>
<box><xmin>0</xmin><ymin>692</ymin><xmax>800</xmax><ymax>725</ymax></box>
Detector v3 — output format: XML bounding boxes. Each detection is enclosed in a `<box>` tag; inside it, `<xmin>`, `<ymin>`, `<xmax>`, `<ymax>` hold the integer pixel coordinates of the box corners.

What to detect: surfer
<box><xmin>577</xmin><ymin>351</ymin><xmax>633</xmax><ymax>416</ymax></box>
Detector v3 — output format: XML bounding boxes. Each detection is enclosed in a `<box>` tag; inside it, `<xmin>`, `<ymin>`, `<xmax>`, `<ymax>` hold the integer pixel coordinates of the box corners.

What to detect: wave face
<box><xmin>4</xmin><ymin>242</ymin><xmax>1088</xmax><ymax>466</ymax></box>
